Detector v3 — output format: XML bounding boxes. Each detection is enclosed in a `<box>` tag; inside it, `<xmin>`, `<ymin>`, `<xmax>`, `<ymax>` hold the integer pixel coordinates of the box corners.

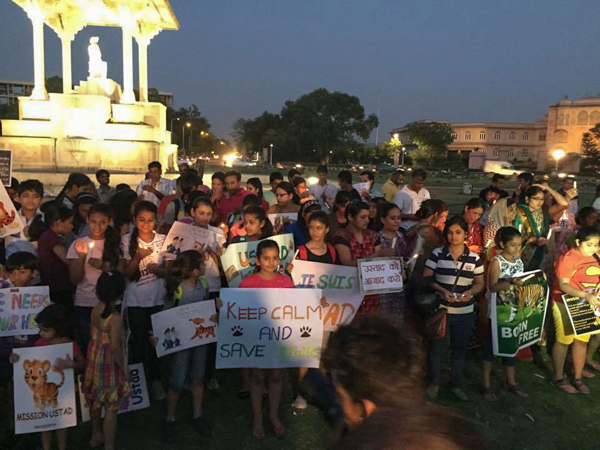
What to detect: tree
<box><xmin>168</xmin><ymin>104</ymin><xmax>212</xmax><ymax>155</ymax></box>
<box><xmin>581</xmin><ymin>131</ymin><xmax>600</xmax><ymax>172</ymax></box>
<box><xmin>405</xmin><ymin>122</ymin><xmax>454</xmax><ymax>166</ymax></box>
<box><xmin>46</xmin><ymin>75</ymin><xmax>63</xmax><ymax>93</ymax></box>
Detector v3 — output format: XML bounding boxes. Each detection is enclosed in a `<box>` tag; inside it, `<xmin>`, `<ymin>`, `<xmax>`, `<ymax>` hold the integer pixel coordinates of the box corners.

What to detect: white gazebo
<box><xmin>1</xmin><ymin>0</ymin><xmax>180</xmax><ymax>175</ymax></box>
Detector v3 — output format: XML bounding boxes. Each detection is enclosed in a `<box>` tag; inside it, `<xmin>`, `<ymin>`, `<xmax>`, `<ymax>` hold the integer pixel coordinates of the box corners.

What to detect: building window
<box><xmin>479</xmin><ymin>131</ymin><xmax>486</xmax><ymax>140</ymax></box>
<box><xmin>578</xmin><ymin>111</ymin><xmax>589</xmax><ymax>125</ymax></box>
<box><xmin>509</xmin><ymin>132</ymin><xmax>516</xmax><ymax>141</ymax></box>
<box><xmin>522</xmin><ymin>133</ymin><xmax>528</xmax><ymax>141</ymax></box>
<box><xmin>538</xmin><ymin>133</ymin><xmax>546</xmax><ymax>142</ymax></box>
<box><xmin>522</xmin><ymin>149</ymin><xmax>528</xmax><ymax>158</ymax></box>
<box><xmin>464</xmin><ymin>132</ymin><xmax>471</xmax><ymax>140</ymax></box>
<box><xmin>451</xmin><ymin>132</ymin><xmax>457</xmax><ymax>141</ymax></box>
<box><xmin>590</xmin><ymin>110</ymin><xmax>600</xmax><ymax>125</ymax></box>
<box><xmin>508</xmin><ymin>149</ymin><xmax>514</xmax><ymax>158</ymax></box>
<box><xmin>494</xmin><ymin>131</ymin><xmax>501</xmax><ymax>140</ymax></box>
<box><xmin>492</xmin><ymin>149</ymin><xmax>499</xmax><ymax>157</ymax></box>
<box><xmin>554</xmin><ymin>130</ymin><xmax>568</xmax><ymax>143</ymax></box>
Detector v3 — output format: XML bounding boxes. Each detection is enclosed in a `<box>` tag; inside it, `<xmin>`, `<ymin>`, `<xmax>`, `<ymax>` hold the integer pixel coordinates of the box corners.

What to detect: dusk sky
<box><xmin>2</xmin><ymin>0</ymin><xmax>599</xmax><ymax>141</ymax></box>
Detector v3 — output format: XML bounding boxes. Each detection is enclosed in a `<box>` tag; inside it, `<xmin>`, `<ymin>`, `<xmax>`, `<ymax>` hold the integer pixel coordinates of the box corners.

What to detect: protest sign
<box><xmin>491</xmin><ymin>271</ymin><xmax>549</xmax><ymax>357</ymax></box>
<box><xmin>0</xmin><ymin>286</ymin><xmax>51</xmax><ymax>337</ymax></box>
<box><xmin>220</xmin><ymin>234</ymin><xmax>295</xmax><ymax>287</ymax></box>
<box><xmin>562</xmin><ymin>290</ymin><xmax>600</xmax><ymax>337</ymax></box>
<box><xmin>0</xmin><ymin>149</ymin><xmax>12</xmax><ymax>186</ymax></box>
<box><xmin>292</xmin><ymin>259</ymin><xmax>363</xmax><ymax>331</ymax></box>
<box><xmin>352</xmin><ymin>182</ymin><xmax>370</xmax><ymax>194</ymax></box>
<box><xmin>0</xmin><ymin>182</ymin><xmax>24</xmax><ymax>239</ymax></box>
<box><xmin>268</xmin><ymin>213</ymin><xmax>298</xmax><ymax>228</ymax></box>
<box><xmin>162</xmin><ymin>221</ymin><xmax>226</xmax><ymax>259</ymax></box>
<box><xmin>79</xmin><ymin>363</ymin><xmax>150</xmax><ymax>422</ymax></box>
<box><xmin>217</xmin><ymin>288</ymin><xmax>323</xmax><ymax>369</ymax></box>
<box><xmin>151</xmin><ymin>301</ymin><xmax>217</xmax><ymax>358</ymax></box>
<box><xmin>357</xmin><ymin>257</ymin><xmax>404</xmax><ymax>295</ymax></box>
<box><xmin>13</xmin><ymin>342</ymin><xmax>77</xmax><ymax>434</ymax></box>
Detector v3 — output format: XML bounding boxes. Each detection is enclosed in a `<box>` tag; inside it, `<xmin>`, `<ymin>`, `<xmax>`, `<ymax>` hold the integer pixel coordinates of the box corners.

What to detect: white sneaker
<box><xmin>292</xmin><ymin>394</ymin><xmax>308</xmax><ymax>410</ymax></box>
<box><xmin>207</xmin><ymin>378</ymin><xmax>220</xmax><ymax>391</ymax></box>
<box><xmin>151</xmin><ymin>381</ymin><xmax>166</xmax><ymax>400</ymax></box>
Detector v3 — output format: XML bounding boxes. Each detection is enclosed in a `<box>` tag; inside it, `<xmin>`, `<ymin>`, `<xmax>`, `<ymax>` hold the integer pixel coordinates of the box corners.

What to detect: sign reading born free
<box><xmin>357</xmin><ymin>257</ymin><xmax>404</xmax><ymax>295</ymax></box>
<box><xmin>217</xmin><ymin>288</ymin><xmax>323</xmax><ymax>369</ymax></box>
<box><xmin>292</xmin><ymin>260</ymin><xmax>364</xmax><ymax>331</ymax></box>
<box><xmin>0</xmin><ymin>286</ymin><xmax>51</xmax><ymax>337</ymax></box>
<box><xmin>219</xmin><ymin>234</ymin><xmax>295</xmax><ymax>287</ymax></box>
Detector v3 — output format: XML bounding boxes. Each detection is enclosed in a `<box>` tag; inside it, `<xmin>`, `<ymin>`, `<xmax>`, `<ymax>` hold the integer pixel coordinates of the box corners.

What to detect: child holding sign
<box><xmin>239</xmin><ymin>240</ymin><xmax>294</xmax><ymax>440</ymax></box>
<box><xmin>83</xmin><ymin>271</ymin><xmax>131</xmax><ymax>450</ymax></box>
<box><xmin>231</xmin><ymin>206</ymin><xmax>274</xmax><ymax>244</ymax></box>
<box><xmin>10</xmin><ymin>304</ymin><xmax>85</xmax><ymax>450</ymax></box>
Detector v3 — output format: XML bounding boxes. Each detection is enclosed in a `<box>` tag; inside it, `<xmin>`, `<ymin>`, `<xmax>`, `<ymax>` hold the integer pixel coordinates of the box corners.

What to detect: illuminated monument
<box><xmin>0</xmin><ymin>0</ymin><xmax>179</xmax><ymax>174</ymax></box>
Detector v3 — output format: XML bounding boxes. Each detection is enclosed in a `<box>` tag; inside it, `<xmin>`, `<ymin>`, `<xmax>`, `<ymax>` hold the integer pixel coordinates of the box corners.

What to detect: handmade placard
<box><xmin>216</xmin><ymin>288</ymin><xmax>323</xmax><ymax>369</ymax></box>
<box><xmin>357</xmin><ymin>257</ymin><xmax>404</xmax><ymax>295</ymax></box>
<box><xmin>352</xmin><ymin>182</ymin><xmax>370</xmax><ymax>194</ymax></box>
<box><xmin>562</xmin><ymin>290</ymin><xmax>600</xmax><ymax>337</ymax></box>
<box><xmin>13</xmin><ymin>342</ymin><xmax>77</xmax><ymax>434</ymax></box>
<box><xmin>292</xmin><ymin>259</ymin><xmax>364</xmax><ymax>331</ymax></box>
<box><xmin>268</xmin><ymin>213</ymin><xmax>298</xmax><ymax>228</ymax></box>
<box><xmin>0</xmin><ymin>286</ymin><xmax>51</xmax><ymax>337</ymax></box>
<box><xmin>0</xmin><ymin>182</ymin><xmax>24</xmax><ymax>238</ymax></box>
<box><xmin>162</xmin><ymin>221</ymin><xmax>226</xmax><ymax>259</ymax></box>
<box><xmin>151</xmin><ymin>301</ymin><xmax>218</xmax><ymax>358</ymax></box>
<box><xmin>79</xmin><ymin>363</ymin><xmax>150</xmax><ymax>422</ymax></box>
<box><xmin>219</xmin><ymin>233</ymin><xmax>295</xmax><ymax>287</ymax></box>
<box><xmin>0</xmin><ymin>149</ymin><xmax>12</xmax><ymax>186</ymax></box>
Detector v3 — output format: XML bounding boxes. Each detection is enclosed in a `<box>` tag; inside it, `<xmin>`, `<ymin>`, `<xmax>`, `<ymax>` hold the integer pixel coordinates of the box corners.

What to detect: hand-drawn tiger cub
<box><xmin>23</xmin><ymin>359</ymin><xmax>65</xmax><ymax>410</ymax></box>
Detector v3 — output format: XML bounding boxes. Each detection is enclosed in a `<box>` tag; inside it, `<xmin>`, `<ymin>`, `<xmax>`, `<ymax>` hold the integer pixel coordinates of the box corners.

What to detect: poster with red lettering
<box><xmin>0</xmin><ymin>286</ymin><xmax>51</xmax><ymax>337</ymax></box>
<box><xmin>217</xmin><ymin>288</ymin><xmax>323</xmax><ymax>369</ymax></box>
<box><xmin>357</xmin><ymin>257</ymin><xmax>404</xmax><ymax>295</ymax></box>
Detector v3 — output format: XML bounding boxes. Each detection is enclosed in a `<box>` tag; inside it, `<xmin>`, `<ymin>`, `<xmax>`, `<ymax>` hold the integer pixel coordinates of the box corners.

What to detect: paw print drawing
<box><xmin>300</xmin><ymin>326</ymin><xmax>311</xmax><ymax>338</ymax></box>
<box><xmin>232</xmin><ymin>326</ymin><xmax>244</xmax><ymax>337</ymax></box>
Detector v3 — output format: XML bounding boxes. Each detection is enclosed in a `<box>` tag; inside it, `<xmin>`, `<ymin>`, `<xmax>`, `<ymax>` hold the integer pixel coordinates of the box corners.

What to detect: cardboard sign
<box><xmin>162</xmin><ymin>221</ymin><xmax>226</xmax><ymax>259</ymax></box>
<box><xmin>491</xmin><ymin>272</ymin><xmax>549</xmax><ymax>357</ymax></box>
<box><xmin>0</xmin><ymin>149</ymin><xmax>12</xmax><ymax>187</ymax></box>
<box><xmin>79</xmin><ymin>363</ymin><xmax>150</xmax><ymax>422</ymax></box>
<box><xmin>0</xmin><ymin>182</ymin><xmax>24</xmax><ymax>239</ymax></box>
<box><xmin>268</xmin><ymin>213</ymin><xmax>298</xmax><ymax>228</ymax></box>
<box><xmin>0</xmin><ymin>286</ymin><xmax>51</xmax><ymax>337</ymax></box>
<box><xmin>352</xmin><ymin>182</ymin><xmax>370</xmax><ymax>194</ymax></box>
<box><xmin>562</xmin><ymin>290</ymin><xmax>600</xmax><ymax>337</ymax></box>
<box><xmin>357</xmin><ymin>257</ymin><xmax>404</xmax><ymax>295</ymax></box>
<box><xmin>216</xmin><ymin>288</ymin><xmax>323</xmax><ymax>369</ymax></box>
<box><xmin>219</xmin><ymin>233</ymin><xmax>295</xmax><ymax>287</ymax></box>
<box><xmin>292</xmin><ymin>259</ymin><xmax>364</xmax><ymax>331</ymax></box>
<box><xmin>151</xmin><ymin>301</ymin><xmax>217</xmax><ymax>358</ymax></box>
<box><xmin>13</xmin><ymin>343</ymin><xmax>77</xmax><ymax>434</ymax></box>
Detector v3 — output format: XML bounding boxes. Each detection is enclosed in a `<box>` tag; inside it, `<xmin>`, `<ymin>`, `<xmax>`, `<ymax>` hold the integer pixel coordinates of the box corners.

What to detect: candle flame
<box><xmin>89</xmin><ymin>242</ymin><xmax>95</xmax><ymax>249</ymax></box>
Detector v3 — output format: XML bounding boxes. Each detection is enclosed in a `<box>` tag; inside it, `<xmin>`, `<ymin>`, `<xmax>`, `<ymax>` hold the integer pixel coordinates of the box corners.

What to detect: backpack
<box><xmin>298</xmin><ymin>243</ymin><xmax>337</xmax><ymax>263</ymax></box>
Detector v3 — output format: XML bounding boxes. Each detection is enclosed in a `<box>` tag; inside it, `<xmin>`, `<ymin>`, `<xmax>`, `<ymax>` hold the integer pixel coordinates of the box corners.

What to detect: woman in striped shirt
<box><xmin>422</xmin><ymin>216</ymin><xmax>485</xmax><ymax>402</ymax></box>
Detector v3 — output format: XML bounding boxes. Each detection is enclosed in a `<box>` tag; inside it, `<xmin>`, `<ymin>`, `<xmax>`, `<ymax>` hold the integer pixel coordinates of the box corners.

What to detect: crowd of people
<box><xmin>1</xmin><ymin>159</ymin><xmax>599</xmax><ymax>449</ymax></box>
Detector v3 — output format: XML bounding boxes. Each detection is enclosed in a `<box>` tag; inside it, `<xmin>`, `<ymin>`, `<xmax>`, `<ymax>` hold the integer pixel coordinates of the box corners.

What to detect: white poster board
<box><xmin>216</xmin><ymin>288</ymin><xmax>323</xmax><ymax>369</ymax></box>
<box><xmin>162</xmin><ymin>221</ymin><xmax>226</xmax><ymax>259</ymax></box>
<box><xmin>292</xmin><ymin>260</ymin><xmax>364</xmax><ymax>331</ymax></box>
<box><xmin>151</xmin><ymin>301</ymin><xmax>217</xmax><ymax>358</ymax></box>
<box><xmin>0</xmin><ymin>182</ymin><xmax>24</xmax><ymax>238</ymax></box>
<box><xmin>219</xmin><ymin>234</ymin><xmax>295</xmax><ymax>287</ymax></box>
<box><xmin>268</xmin><ymin>213</ymin><xmax>298</xmax><ymax>228</ymax></box>
<box><xmin>357</xmin><ymin>257</ymin><xmax>404</xmax><ymax>295</ymax></box>
<box><xmin>352</xmin><ymin>182</ymin><xmax>370</xmax><ymax>194</ymax></box>
<box><xmin>13</xmin><ymin>343</ymin><xmax>77</xmax><ymax>434</ymax></box>
<box><xmin>79</xmin><ymin>363</ymin><xmax>150</xmax><ymax>422</ymax></box>
<box><xmin>0</xmin><ymin>286</ymin><xmax>51</xmax><ymax>337</ymax></box>
<box><xmin>0</xmin><ymin>149</ymin><xmax>12</xmax><ymax>187</ymax></box>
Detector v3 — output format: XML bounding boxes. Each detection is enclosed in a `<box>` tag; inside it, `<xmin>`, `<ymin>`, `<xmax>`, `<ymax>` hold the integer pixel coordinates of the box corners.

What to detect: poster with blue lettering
<box><xmin>78</xmin><ymin>363</ymin><xmax>150</xmax><ymax>422</ymax></box>
<box><xmin>217</xmin><ymin>288</ymin><xmax>323</xmax><ymax>369</ymax></box>
<box><xmin>0</xmin><ymin>286</ymin><xmax>51</xmax><ymax>337</ymax></box>
<box><xmin>292</xmin><ymin>260</ymin><xmax>364</xmax><ymax>331</ymax></box>
<box><xmin>13</xmin><ymin>342</ymin><xmax>77</xmax><ymax>434</ymax></box>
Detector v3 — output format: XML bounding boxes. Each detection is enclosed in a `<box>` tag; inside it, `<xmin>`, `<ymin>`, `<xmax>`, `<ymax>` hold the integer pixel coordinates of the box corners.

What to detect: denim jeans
<box><xmin>128</xmin><ymin>306</ymin><xmax>163</xmax><ymax>382</ymax></box>
<box><xmin>74</xmin><ymin>306</ymin><xmax>93</xmax><ymax>355</ymax></box>
<box><xmin>169</xmin><ymin>346</ymin><xmax>208</xmax><ymax>393</ymax></box>
<box><xmin>428</xmin><ymin>312</ymin><xmax>475</xmax><ymax>388</ymax></box>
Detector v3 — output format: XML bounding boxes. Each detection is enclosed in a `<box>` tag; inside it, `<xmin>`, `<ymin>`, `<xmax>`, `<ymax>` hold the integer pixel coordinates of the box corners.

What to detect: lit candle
<box><xmin>574</xmin><ymin>181</ymin><xmax>578</xmax><ymax>189</ymax></box>
<box><xmin>391</xmin><ymin>237</ymin><xmax>397</xmax><ymax>248</ymax></box>
<box><xmin>518</xmin><ymin>224</ymin><xmax>523</xmax><ymax>234</ymax></box>
<box><xmin>87</xmin><ymin>242</ymin><xmax>95</xmax><ymax>259</ymax></box>
<box><xmin>486</xmin><ymin>239</ymin><xmax>493</xmax><ymax>248</ymax></box>
<box><xmin>293</xmin><ymin>249</ymin><xmax>300</xmax><ymax>260</ymax></box>
<box><xmin>412</xmin><ymin>253</ymin><xmax>419</xmax><ymax>259</ymax></box>
<box><xmin>547</xmin><ymin>229</ymin><xmax>552</xmax><ymax>240</ymax></box>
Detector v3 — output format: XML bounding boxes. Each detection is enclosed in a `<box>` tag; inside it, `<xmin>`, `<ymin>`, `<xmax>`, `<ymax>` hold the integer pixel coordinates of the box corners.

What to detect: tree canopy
<box><xmin>581</xmin><ymin>123</ymin><xmax>600</xmax><ymax>172</ymax></box>
<box><xmin>404</xmin><ymin>122</ymin><xmax>454</xmax><ymax>166</ymax></box>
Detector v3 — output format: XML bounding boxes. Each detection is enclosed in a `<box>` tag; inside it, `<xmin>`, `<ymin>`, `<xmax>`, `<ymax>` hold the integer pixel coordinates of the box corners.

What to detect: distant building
<box><xmin>158</xmin><ymin>91</ymin><xmax>174</xmax><ymax>108</ymax></box>
<box><xmin>390</xmin><ymin>94</ymin><xmax>600</xmax><ymax>172</ymax></box>
<box><xmin>0</xmin><ymin>80</ymin><xmax>34</xmax><ymax>105</ymax></box>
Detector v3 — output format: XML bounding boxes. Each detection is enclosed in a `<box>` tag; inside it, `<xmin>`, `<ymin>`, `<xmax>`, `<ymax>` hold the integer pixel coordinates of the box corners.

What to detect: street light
<box><xmin>181</xmin><ymin>122</ymin><xmax>191</xmax><ymax>160</ymax></box>
<box><xmin>269</xmin><ymin>143</ymin><xmax>273</xmax><ymax>166</ymax></box>
<box><xmin>552</xmin><ymin>149</ymin><xmax>566</xmax><ymax>171</ymax></box>
<box><xmin>401</xmin><ymin>146</ymin><xmax>406</xmax><ymax>166</ymax></box>
<box><xmin>170</xmin><ymin>117</ymin><xmax>180</xmax><ymax>131</ymax></box>
<box><xmin>189</xmin><ymin>126</ymin><xmax>195</xmax><ymax>157</ymax></box>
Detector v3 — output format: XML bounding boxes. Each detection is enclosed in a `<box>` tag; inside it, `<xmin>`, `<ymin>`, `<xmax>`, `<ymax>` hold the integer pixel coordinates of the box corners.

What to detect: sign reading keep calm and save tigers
<box><xmin>13</xmin><ymin>342</ymin><xmax>77</xmax><ymax>434</ymax></box>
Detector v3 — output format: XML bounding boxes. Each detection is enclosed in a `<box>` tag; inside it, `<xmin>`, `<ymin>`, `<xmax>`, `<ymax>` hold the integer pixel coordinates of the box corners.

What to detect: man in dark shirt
<box><xmin>479</xmin><ymin>173</ymin><xmax>509</xmax><ymax>201</ymax></box>
<box><xmin>512</xmin><ymin>172</ymin><xmax>534</xmax><ymax>204</ymax></box>
<box><xmin>337</xmin><ymin>170</ymin><xmax>361</xmax><ymax>201</ymax></box>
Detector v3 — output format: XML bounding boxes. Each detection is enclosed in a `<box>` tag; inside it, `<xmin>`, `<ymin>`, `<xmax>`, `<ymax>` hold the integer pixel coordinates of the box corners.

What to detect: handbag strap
<box><xmin>449</xmin><ymin>258</ymin><xmax>468</xmax><ymax>294</ymax></box>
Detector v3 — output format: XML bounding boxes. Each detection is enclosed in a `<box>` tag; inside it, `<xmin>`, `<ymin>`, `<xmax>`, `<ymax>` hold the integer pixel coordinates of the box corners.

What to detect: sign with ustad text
<box><xmin>357</xmin><ymin>257</ymin><xmax>404</xmax><ymax>295</ymax></box>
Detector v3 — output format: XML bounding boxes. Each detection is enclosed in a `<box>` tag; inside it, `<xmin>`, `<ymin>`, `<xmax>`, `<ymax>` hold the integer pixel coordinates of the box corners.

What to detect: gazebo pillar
<box><xmin>28</xmin><ymin>9</ymin><xmax>48</xmax><ymax>100</ymax></box>
<box><xmin>121</xmin><ymin>24</ymin><xmax>136</xmax><ymax>104</ymax></box>
<box><xmin>137</xmin><ymin>37</ymin><xmax>149</xmax><ymax>102</ymax></box>
<box><xmin>60</xmin><ymin>33</ymin><xmax>74</xmax><ymax>93</ymax></box>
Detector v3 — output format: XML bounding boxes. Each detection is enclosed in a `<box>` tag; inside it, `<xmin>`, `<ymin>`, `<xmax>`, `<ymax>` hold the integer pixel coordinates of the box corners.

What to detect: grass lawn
<box><xmin>4</xmin><ymin>348</ymin><xmax>600</xmax><ymax>450</ymax></box>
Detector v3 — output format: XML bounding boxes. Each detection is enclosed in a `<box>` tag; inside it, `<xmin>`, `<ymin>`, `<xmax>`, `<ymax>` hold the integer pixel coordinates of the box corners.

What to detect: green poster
<box><xmin>491</xmin><ymin>272</ymin><xmax>549</xmax><ymax>357</ymax></box>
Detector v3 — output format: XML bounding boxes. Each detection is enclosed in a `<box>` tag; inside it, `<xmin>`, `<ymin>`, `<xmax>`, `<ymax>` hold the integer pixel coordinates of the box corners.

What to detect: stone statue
<box><xmin>88</xmin><ymin>37</ymin><xmax>107</xmax><ymax>79</ymax></box>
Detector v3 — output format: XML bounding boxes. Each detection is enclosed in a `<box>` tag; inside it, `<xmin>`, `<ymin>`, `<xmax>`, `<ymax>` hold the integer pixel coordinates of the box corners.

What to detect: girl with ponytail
<box><xmin>117</xmin><ymin>200</ymin><xmax>168</xmax><ymax>399</ymax></box>
<box><xmin>67</xmin><ymin>203</ymin><xmax>121</xmax><ymax>353</ymax></box>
